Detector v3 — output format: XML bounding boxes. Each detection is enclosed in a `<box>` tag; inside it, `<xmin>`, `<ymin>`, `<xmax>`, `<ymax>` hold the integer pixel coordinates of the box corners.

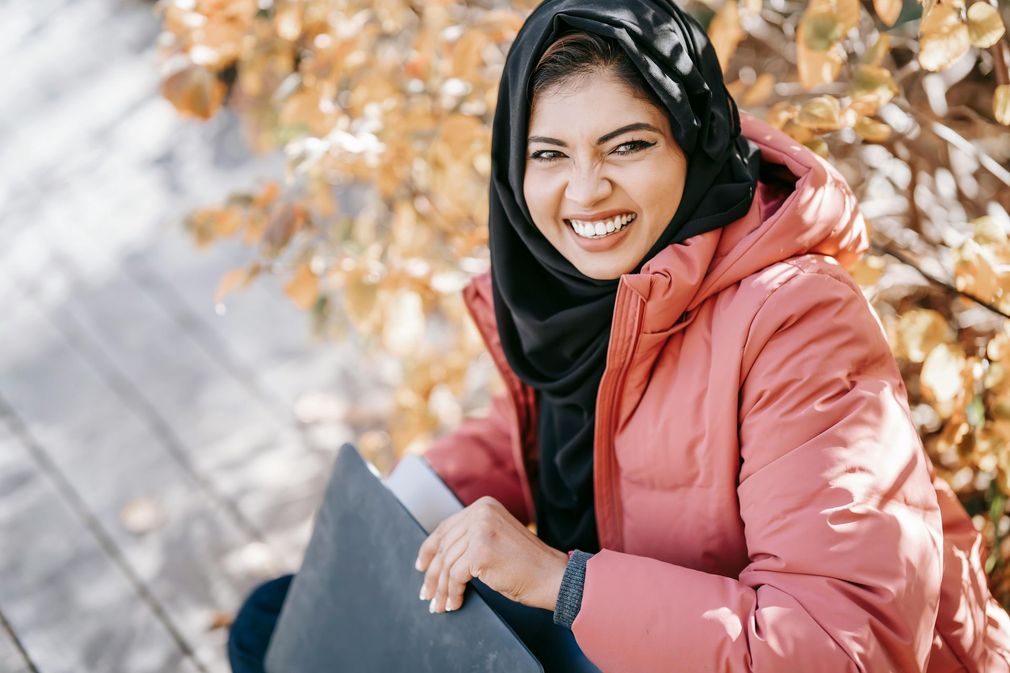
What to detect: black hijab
<box><xmin>489</xmin><ymin>0</ymin><xmax>761</xmax><ymax>552</ymax></box>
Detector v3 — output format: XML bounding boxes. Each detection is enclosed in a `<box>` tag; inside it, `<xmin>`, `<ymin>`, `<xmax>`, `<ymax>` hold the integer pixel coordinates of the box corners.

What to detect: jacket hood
<box><xmin>465</xmin><ymin>113</ymin><xmax>868</xmax><ymax>336</ymax></box>
<box><xmin>623</xmin><ymin>112</ymin><xmax>869</xmax><ymax>333</ymax></box>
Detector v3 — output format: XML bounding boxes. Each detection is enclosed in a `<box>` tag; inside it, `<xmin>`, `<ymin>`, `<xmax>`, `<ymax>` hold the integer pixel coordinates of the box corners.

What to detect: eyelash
<box><xmin>528</xmin><ymin>139</ymin><xmax>657</xmax><ymax>163</ymax></box>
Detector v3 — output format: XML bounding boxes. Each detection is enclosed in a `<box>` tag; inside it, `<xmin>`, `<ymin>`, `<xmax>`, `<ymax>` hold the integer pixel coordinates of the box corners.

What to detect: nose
<box><xmin>564</xmin><ymin>160</ymin><xmax>612</xmax><ymax>207</ymax></box>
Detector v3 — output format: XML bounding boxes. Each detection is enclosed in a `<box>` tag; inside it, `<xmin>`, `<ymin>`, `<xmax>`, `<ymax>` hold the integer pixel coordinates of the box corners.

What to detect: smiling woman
<box><xmin>229</xmin><ymin>1</ymin><xmax>1010</xmax><ymax>672</ymax></box>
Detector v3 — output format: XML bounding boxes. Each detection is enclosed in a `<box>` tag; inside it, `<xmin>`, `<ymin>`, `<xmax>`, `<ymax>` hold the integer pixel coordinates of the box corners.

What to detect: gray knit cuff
<box><xmin>552</xmin><ymin>550</ymin><xmax>593</xmax><ymax>629</ymax></box>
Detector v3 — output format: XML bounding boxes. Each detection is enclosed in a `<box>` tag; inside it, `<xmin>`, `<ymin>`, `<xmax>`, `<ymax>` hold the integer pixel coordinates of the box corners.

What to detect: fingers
<box><xmin>416</xmin><ymin>497</ymin><xmax>507</xmax><ymax>614</ymax></box>
<box><xmin>419</xmin><ymin>524</ymin><xmax>466</xmax><ymax>602</ymax></box>
<box><xmin>430</xmin><ymin>536</ymin><xmax>470</xmax><ymax>613</ymax></box>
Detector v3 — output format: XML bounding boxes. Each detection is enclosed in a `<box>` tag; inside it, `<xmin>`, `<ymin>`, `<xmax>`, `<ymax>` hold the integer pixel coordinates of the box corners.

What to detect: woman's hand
<box><xmin>415</xmin><ymin>496</ymin><xmax>569</xmax><ymax>614</ymax></box>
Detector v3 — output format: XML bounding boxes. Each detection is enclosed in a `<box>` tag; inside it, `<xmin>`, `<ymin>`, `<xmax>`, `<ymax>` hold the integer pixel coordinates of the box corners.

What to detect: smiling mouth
<box><xmin>565</xmin><ymin>213</ymin><xmax>637</xmax><ymax>239</ymax></box>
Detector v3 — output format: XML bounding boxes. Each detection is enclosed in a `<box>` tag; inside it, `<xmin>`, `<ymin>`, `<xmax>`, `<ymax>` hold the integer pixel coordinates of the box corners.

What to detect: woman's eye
<box><xmin>529</xmin><ymin>149</ymin><xmax>565</xmax><ymax>162</ymax></box>
<box><xmin>612</xmin><ymin>139</ymin><xmax>656</xmax><ymax>155</ymax></box>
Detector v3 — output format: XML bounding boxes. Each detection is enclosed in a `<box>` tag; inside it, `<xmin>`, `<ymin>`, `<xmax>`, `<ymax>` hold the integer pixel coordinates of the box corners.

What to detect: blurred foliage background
<box><xmin>155</xmin><ymin>0</ymin><xmax>1010</xmax><ymax>603</ymax></box>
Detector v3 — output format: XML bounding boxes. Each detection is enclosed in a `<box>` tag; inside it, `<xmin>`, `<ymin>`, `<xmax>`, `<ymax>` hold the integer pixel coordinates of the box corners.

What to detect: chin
<box><xmin>569</xmin><ymin>254</ymin><xmax>633</xmax><ymax>280</ymax></box>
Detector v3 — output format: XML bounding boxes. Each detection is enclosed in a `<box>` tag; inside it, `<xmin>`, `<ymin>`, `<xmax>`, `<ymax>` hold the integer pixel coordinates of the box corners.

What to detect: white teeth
<box><xmin>568</xmin><ymin>213</ymin><xmax>636</xmax><ymax>239</ymax></box>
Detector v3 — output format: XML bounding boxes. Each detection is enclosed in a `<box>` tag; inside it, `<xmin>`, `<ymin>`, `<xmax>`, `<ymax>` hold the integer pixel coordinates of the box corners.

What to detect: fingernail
<box><xmin>445</xmin><ymin>599</ymin><xmax>454</xmax><ymax>612</ymax></box>
<box><xmin>428</xmin><ymin>598</ymin><xmax>437</xmax><ymax>614</ymax></box>
<box><xmin>414</xmin><ymin>557</ymin><xmax>422</xmax><ymax>571</ymax></box>
<box><xmin>419</xmin><ymin>588</ymin><xmax>428</xmax><ymax>601</ymax></box>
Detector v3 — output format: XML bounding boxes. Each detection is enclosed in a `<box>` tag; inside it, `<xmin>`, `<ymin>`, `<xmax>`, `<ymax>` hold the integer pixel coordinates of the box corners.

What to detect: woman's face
<box><xmin>523</xmin><ymin>71</ymin><xmax>687</xmax><ymax>280</ymax></box>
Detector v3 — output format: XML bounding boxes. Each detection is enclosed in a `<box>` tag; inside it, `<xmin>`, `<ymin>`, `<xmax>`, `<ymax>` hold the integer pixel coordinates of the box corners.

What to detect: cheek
<box><xmin>636</xmin><ymin>162</ymin><xmax>685</xmax><ymax>219</ymax></box>
<box><xmin>523</xmin><ymin>173</ymin><xmax>558</xmax><ymax>226</ymax></box>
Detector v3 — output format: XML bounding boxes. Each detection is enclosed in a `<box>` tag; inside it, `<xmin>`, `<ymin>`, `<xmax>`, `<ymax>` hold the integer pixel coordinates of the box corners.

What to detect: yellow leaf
<box><xmin>161</xmin><ymin>63</ymin><xmax>227</xmax><ymax>120</ymax></box>
<box><xmin>897</xmin><ymin>309</ymin><xmax>952</xmax><ymax>362</ymax></box>
<box><xmin>921</xmin><ymin>343</ymin><xmax>968</xmax><ymax>418</ymax></box>
<box><xmin>797</xmin><ymin>95</ymin><xmax>844</xmax><ymax>132</ymax></box>
<box><xmin>918</xmin><ymin>2</ymin><xmax>971</xmax><ymax>72</ymax></box>
<box><xmin>849</xmin><ymin>64</ymin><xmax>900</xmax><ymax>115</ymax></box>
<box><xmin>995</xmin><ymin>84</ymin><xmax>1010</xmax><ymax>126</ymax></box>
<box><xmin>796</xmin><ymin>15</ymin><xmax>845</xmax><ymax>89</ymax></box>
<box><xmin>783</xmin><ymin>119</ymin><xmax>815</xmax><ymax>143</ymax></box>
<box><xmin>285</xmin><ymin>262</ymin><xmax>320</xmax><ymax>310</ymax></box>
<box><xmin>874</xmin><ymin>0</ymin><xmax>903</xmax><ymax>25</ymax></box>
<box><xmin>862</xmin><ymin>33</ymin><xmax>892</xmax><ymax>65</ymax></box>
<box><xmin>854</xmin><ymin>116</ymin><xmax>893</xmax><ymax>142</ymax></box>
<box><xmin>801</xmin><ymin>11</ymin><xmax>845</xmax><ymax>51</ymax></box>
<box><xmin>955</xmin><ymin>239</ymin><xmax>1003</xmax><ymax>302</ymax></box>
<box><xmin>803</xmin><ymin>136</ymin><xmax>830</xmax><ymax>158</ymax></box>
<box><xmin>966</xmin><ymin>2</ymin><xmax>1006</xmax><ymax>48</ymax></box>
<box><xmin>708</xmin><ymin>0</ymin><xmax>745</xmax><ymax>72</ymax></box>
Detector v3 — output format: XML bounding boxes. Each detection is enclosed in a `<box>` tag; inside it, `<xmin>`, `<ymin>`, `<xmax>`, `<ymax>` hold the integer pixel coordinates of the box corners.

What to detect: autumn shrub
<box><xmin>155</xmin><ymin>0</ymin><xmax>1010</xmax><ymax>602</ymax></box>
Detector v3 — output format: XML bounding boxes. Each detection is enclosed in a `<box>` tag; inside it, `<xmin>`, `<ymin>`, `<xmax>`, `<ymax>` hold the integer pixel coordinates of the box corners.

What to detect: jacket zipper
<box><xmin>592</xmin><ymin>283</ymin><xmax>646</xmax><ymax>551</ymax></box>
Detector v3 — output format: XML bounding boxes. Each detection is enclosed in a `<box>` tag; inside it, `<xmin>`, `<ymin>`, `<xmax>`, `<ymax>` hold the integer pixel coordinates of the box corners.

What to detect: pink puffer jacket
<box><xmin>424</xmin><ymin>115</ymin><xmax>1010</xmax><ymax>672</ymax></box>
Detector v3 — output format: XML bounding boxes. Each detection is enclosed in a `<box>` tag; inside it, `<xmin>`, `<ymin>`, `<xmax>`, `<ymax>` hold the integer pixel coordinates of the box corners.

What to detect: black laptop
<box><xmin>264</xmin><ymin>443</ymin><xmax>544</xmax><ymax>673</ymax></box>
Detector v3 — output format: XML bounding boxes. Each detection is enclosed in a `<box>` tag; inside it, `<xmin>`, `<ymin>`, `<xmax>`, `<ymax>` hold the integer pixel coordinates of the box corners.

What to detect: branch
<box><xmin>993</xmin><ymin>38</ymin><xmax>1009</xmax><ymax>87</ymax></box>
<box><xmin>896</xmin><ymin>99</ymin><xmax>1010</xmax><ymax>188</ymax></box>
<box><xmin>870</xmin><ymin>240</ymin><xmax>1010</xmax><ymax>321</ymax></box>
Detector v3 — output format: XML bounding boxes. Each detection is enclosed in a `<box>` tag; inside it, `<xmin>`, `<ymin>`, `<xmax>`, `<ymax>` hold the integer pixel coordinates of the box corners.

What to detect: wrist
<box><xmin>531</xmin><ymin>548</ymin><xmax>569</xmax><ymax>611</ymax></box>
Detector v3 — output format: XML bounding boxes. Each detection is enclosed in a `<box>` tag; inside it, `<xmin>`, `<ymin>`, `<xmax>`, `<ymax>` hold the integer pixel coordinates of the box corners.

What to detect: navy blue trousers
<box><xmin>228</xmin><ymin>575</ymin><xmax>601</xmax><ymax>673</ymax></box>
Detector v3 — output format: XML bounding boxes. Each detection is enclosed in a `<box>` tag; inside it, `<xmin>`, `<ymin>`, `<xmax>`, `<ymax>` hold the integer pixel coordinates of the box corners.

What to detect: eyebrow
<box><xmin>527</xmin><ymin>122</ymin><xmax>661</xmax><ymax>147</ymax></box>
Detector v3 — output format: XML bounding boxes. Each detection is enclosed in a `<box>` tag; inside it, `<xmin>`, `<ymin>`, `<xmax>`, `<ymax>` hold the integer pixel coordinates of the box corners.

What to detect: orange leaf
<box><xmin>741</xmin><ymin>73</ymin><xmax>776</xmax><ymax>107</ymax></box>
<box><xmin>213</xmin><ymin>206</ymin><xmax>244</xmax><ymax>237</ymax></box>
<box><xmin>874</xmin><ymin>0</ymin><xmax>903</xmax><ymax>25</ymax></box>
<box><xmin>285</xmin><ymin>262</ymin><xmax>320</xmax><ymax>310</ymax></box>
<box><xmin>253</xmin><ymin>181</ymin><xmax>281</xmax><ymax>208</ymax></box>
<box><xmin>161</xmin><ymin>63</ymin><xmax>227</xmax><ymax>120</ymax></box>
<box><xmin>215</xmin><ymin>265</ymin><xmax>259</xmax><ymax>303</ymax></box>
